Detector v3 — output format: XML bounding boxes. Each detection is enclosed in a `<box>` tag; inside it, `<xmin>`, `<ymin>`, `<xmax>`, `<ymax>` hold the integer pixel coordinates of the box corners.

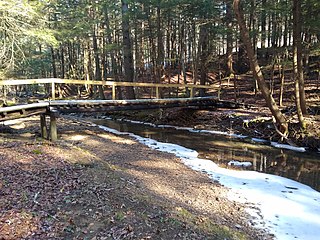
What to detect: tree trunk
<box><xmin>92</xmin><ymin>25</ymin><xmax>105</xmax><ymax>99</ymax></box>
<box><xmin>50</xmin><ymin>47</ymin><xmax>57</xmax><ymax>78</ymax></box>
<box><xmin>105</xmin><ymin>9</ymin><xmax>118</xmax><ymax>81</ymax></box>
<box><xmin>199</xmin><ymin>25</ymin><xmax>208</xmax><ymax>97</ymax></box>
<box><xmin>226</xmin><ymin>0</ymin><xmax>234</xmax><ymax>76</ymax></box>
<box><xmin>121</xmin><ymin>0</ymin><xmax>135</xmax><ymax>99</ymax></box>
<box><xmin>233</xmin><ymin>0</ymin><xmax>288</xmax><ymax>136</ymax></box>
<box><xmin>260</xmin><ymin>0</ymin><xmax>267</xmax><ymax>49</ymax></box>
<box><xmin>278</xmin><ymin>64</ymin><xmax>285</xmax><ymax>107</ymax></box>
<box><xmin>249</xmin><ymin>0</ymin><xmax>257</xmax><ymax>53</ymax></box>
<box><xmin>156</xmin><ymin>1</ymin><xmax>164</xmax><ymax>97</ymax></box>
<box><xmin>192</xmin><ymin>21</ymin><xmax>198</xmax><ymax>84</ymax></box>
<box><xmin>293</xmin><ymin>0</ymin><xmax>306</xmax><ymax>129</ymax></box>
<box><xmin>60</xmin><ymin>44</ymin><xmax>65</xmax><ymax>79</ymax></box>
<box><xmin>156</xmin><ymin>1</ymin><xmax>164</xmax><ymax>84</ymax></box>
<box><xmin>283</xmin><ymin>14</ymin><xmax>289</xmax><ymax>47</ymax></box>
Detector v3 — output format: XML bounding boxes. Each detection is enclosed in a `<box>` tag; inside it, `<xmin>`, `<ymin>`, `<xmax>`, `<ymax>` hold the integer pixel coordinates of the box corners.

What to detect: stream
<box><xmin>94</xmin><ymin>118</ymin><xmax>320</xmax><ymax>192</ymax></box>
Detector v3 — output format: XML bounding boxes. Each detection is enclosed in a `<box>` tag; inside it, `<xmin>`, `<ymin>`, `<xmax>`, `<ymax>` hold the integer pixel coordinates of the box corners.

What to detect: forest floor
<box><xmin>0</xmin><ymin>117</ymin><xmax>273</xmax><ymax>240</ymax></box>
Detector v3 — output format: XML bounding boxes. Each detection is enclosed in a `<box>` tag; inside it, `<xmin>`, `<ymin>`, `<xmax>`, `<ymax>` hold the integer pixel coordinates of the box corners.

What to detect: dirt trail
<box><xmin>0</xmin><ymin>117</ymin><xmax>272</xmax><ymax>239</ymax></box>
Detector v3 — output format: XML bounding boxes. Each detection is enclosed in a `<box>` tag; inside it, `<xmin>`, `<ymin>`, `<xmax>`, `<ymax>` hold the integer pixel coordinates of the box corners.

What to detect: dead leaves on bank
<box><xmin>0</xmin><ymin>142</ymin><xmax>195</xmax><ymax>240</ymax></box>
<box><xmin>0</xmin><ymin>117</ymin><xmax>270</xmax><ymax>240</ymax></box>
<box><xmin>0</xmin><ymin>142</ymin><xmax>88</xmax><ymax>239</ymax></box>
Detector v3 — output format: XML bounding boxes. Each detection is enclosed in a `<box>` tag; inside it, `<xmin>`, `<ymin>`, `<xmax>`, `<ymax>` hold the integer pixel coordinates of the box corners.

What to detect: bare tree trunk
<box><xmin>92</xmin><ymin>25</ymin><xmax>105</xmax><ymax>99</ymax></box>
<box><xmin>156</xmin><ymin>1</ymin><xmax>164</xmax><ymax>84</ymax></box>
<box><xmin>293</xmin><ymin>0</ymin><xmax>306</xmax><ymax>129</ymax></box>
<box><xmin>105</xmin><ymin>9</ymin><xmax>118</xmax><ymax>82</ymax></box>
<box><xmin>59</xmin><ymin>44</ymin><xmax>65</xmax><ymax>79</ymax></box>
<box><xmin>121</xmin><ymin>0</ymin><xmax>135</xmax><ymax>99</ymax></box>
<box><xmin>50</xmin><ymin>47</ymin><xmax>57</xmax><ymax>78</ymax></box>
<box><xmin>192</xmin><ymin>21</ymin><xmax>198</xmax><ymax>84</ymax></box>
<box><xmin>249</xmin><ymin>0</ymin><xmax>257</xmax><ymax>53</ymax></box>
<box><xmin>199</xmin><ymin>25</ymin><xmax>208</xmax><ymax>97</ymax></box>
<box><xmin>260</xmin><ymin>0</ymin><xmax>267</xmax><ymax>49</ymax></box>
<box><xmin>156</xmin><ymin>1</ymin><xmax>164</xmax><ymax>97</ymax></box>
<box><xmin>233</xmin><ymin>0</ymin><xmax>288</xmax><ymax>137</ymax></box>
<box><xmin>294</xmin><ymin>0</ymin><xmax>307</xmax><ymax>115</ymax></box>
<box><xmin>146</xmin><ymin>6</ymin><xmax>157</xmax><ymax>82</ymax></box>
<box><xmin>278</xmin><ymin>64</ymin><xmax>285</xmax><ymax>107</ymax></box>
<box><xmin>283</xmin><ymin>14</ymin><xmax>289</xmax><ymax>47</ymax></box>
<box><xmin>226</xmin><ymin>0</ymin><xmax>234</xmax><ymax>76</ymax></box>
<box><xmin>84</xmin><ymin>42</ymin><xmax>93</xmax><ymax>95</ymax></box>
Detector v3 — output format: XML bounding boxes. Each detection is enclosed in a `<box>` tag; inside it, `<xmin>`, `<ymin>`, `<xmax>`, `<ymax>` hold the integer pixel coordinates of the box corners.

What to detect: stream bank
<box><xmin>104</xmin><ymin>107</ymin><xmax>320</xmax><ymax>151</ymax></box>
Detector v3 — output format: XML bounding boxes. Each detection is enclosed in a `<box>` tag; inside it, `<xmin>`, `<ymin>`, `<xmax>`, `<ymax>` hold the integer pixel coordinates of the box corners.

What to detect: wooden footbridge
<box><xmin>0</xmin><ymin>78</ymin><xmax>241</xmax><ymax>141</ymax></box>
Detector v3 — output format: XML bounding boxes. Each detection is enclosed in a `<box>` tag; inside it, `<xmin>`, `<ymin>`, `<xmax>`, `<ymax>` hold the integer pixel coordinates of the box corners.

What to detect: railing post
<box><xmin>51</xmin><ymin>81</ymin><xmax>55</xmax><ymax>100</ymax></box>
<box><xmin>190</xmin><ymin>87</ymin><xmax>194</xmax><ymax>98</ymax></box>
<box><xmin>156</xmin><ymin>86</ymin><xmax>159</xmax><ymax>99</ymax></box>
<box><xmin>112</xmin><ymin>84</ymin><xmax>116</xmax><ymax>100</ymax></box>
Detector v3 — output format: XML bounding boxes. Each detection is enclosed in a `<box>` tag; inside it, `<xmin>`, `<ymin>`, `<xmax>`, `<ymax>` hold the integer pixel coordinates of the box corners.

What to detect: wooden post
<box><xmin>50</xmin><ymin>113</ymin><xmax>58</xmax><ymax>141</ymax></box>
<box><xmin>190</xmin><ymin>87</ymin><xmax>194</xmax><ymax>98</ymax></box>
<box><xmin>156</xmin><ymin>86</ymin><xmax>159</xmax><ymax>99</ymax></box>
<box><xmin>112</xmin><ymin>84</ymin><xmax>116</xmax><ymax>100</ymax></box>
<box><xmin>51</xmin><ymin>81</ymin><xmax>55</xmax><ymax>100</ymax></box>
<box><xmin>40</xmin><ymin>114</ymin><xmax>48</xmax><ymax>139</ymax></box>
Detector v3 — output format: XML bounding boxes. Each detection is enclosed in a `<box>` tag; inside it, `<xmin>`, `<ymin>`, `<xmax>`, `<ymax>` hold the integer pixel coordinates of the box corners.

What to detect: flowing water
<box><xmin>94</xmin><ymin>118</ymin><xmax>320</xmax><ymax>192</ymax></box>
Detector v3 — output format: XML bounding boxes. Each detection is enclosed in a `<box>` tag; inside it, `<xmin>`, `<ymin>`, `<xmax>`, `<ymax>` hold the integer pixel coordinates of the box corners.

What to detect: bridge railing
<box><xmin>0</xmin><ymin>78</ymin><xmax>220</xmax><ymax>100</ymax></box>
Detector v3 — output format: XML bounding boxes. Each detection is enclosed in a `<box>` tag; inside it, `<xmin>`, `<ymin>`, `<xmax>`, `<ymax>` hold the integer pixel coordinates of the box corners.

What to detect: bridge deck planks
<box><xmin>48</xmin><ymin>97</ymin><xmax>219</xmax><ymax>112</ymax></box>
<box><xmin>0</xmin><ymin>103</ymin><xmax>49</xmax><ymax>121</ymax></box>
<box><xmin>0</xmin><ymin>96</ymin><xmax>245</xmax><ymax>122</ymax></box>
<box><xmin>0</xmin><ymin>97</ymin><xmax>245</xmax><ymax>141</ymax></box>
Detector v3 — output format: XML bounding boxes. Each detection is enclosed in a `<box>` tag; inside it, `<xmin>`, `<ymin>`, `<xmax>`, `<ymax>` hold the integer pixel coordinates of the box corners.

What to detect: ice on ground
<box><xmin>97</xmin><ymin>123</ymin><xmax>320</xmax><ymax>240</ymax></box>
<box><xmin>271</xmin><ymin>142</ymin><xmax>307</xmax><ymax>152</ymax></box>
<box><xmin>123</xmin><ymin>119</ymin><xmax>310</xmax><ymax>153</ymax></box>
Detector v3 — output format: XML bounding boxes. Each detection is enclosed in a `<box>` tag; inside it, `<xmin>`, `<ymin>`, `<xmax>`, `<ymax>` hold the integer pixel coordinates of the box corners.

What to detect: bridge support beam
<box><xmin>40</xmin><ymin>114</ymin><xmax>48</xmax><ymax>139</ymax></box>
<box><xmin>40</xmin><ymin>113</ymin><xmax>58</xmax><ymax>141</ymax></box>
<box><xmin>49</xmin><ymin>113</ymin><xmax>58</xmax><ymax>141</ymax></box>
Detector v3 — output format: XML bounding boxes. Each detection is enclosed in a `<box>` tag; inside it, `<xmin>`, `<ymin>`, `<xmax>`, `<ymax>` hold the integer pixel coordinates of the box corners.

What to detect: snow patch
<box><xmin>95</xmin><ymin>122</ymin><xmax>320</xmax><ymax>240</ymax></box>
<box><xmin>271</xmin><ymin>142</ymin><xmax>306</xmax><ymax>152</ymax></box>
<box><xmin>228</xmin><ymin>161</ymin><xmax>252</xmax><ymax>167</ymax></box>
<box><xmin>121</xmin><ymin>118</ymin><xmax>310</xmax><ymax>153</ymax></box>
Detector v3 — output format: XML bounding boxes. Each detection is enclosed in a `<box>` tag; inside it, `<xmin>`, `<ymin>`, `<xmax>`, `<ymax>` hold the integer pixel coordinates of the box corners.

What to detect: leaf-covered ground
<box><xmin>0</xmin><ymin>117</ymin><xmax>272</xmax><ymax>239</ymax></box>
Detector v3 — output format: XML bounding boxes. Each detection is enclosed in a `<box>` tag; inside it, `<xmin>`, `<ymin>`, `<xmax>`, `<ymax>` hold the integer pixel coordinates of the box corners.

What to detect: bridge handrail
<box><xmin>0</xmin><ymin>102</ymin><xmax>49</xmax><ymax>113</ymax></box>
<box><xmin>0</xmin><ymin>78</ymin><xmax>220</xmax><ymax>100</ymax></box>
<box><xmin>0</xmin><ymin>78</ymin><xmax>56</xmax><ymax>85</ymax></box>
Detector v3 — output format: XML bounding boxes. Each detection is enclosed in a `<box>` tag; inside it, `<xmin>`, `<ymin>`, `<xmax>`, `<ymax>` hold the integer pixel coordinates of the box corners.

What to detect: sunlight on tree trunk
<box><xmin>293</xmin><ymin>0</ymin><xmax>307</xmax><ymax>129</ymax></box>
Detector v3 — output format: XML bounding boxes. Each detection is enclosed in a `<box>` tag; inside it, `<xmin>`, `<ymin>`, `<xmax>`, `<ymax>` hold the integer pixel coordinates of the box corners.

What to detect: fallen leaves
<box><xmin>0</xmin><ymin>118</ymin><xmax>272</xmax><ymax>239</ymax></box>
